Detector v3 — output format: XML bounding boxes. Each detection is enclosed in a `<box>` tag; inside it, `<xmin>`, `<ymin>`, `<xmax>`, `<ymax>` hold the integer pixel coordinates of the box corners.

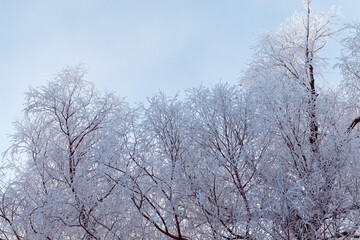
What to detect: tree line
<box><xmin>2</xmin><ymin>2</ymin><xmax>360</xmax><ymax>239</ymax></box>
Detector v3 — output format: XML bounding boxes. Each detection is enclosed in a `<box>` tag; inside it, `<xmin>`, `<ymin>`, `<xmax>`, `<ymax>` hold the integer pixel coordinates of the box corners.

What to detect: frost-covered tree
<box><xmin>1</xmin><ymin>66</ymin><xmax>137</xmax><ymax>240</ymax></box>
<box><xmin>126</xmin><ymin>93</ymin><xmax>195</xmax><ymax>240</ymax></box>
<box><xmin>244</xmin><ymin>1</ymin><xmax>360</xmax><ymax>239</ymax></box>
<box><xmin>339</xmin><ymin>23</ymin><xmax>360</xmax><ymax>131</ymax></box>
<box><xmin>186</xmin><ymin>83</ymin><xmax>268</xmax><ymax>239</ymax></box>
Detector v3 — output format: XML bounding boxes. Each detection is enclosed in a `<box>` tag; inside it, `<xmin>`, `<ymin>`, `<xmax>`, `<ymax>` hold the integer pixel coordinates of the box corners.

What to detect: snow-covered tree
<box><xmin>2</xmin><ymin>66</ymin><xmax>136</xmax><ymax>239</ymax></box>
<box><xmin>244</xmin><ymin>1</ymin><xmax>360</xmax><ymax>239</ymax></box>
<box><xmin>126</xmin><ymin>93</ymin><xmax>195</xmax><ymax>240</ymax></box>
<box><xmin>186</xmin><ymin>83</ymin><xmax>268</xmax><ymax>239</ymax></box>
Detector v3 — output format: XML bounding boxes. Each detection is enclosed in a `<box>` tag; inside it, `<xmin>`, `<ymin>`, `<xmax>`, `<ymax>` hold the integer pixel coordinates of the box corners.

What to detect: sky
<box><xmin>0</xmin><ymin>0</ymin><xmax>360</xmax><ymax>154</ymax></box>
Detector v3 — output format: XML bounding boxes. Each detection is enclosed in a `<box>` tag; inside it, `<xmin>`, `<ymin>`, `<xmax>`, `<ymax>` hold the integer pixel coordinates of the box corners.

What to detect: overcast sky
<box><xmin>1</xmin><ymin>0</ymin><xmax>360</xmax><ymax>153</ymax></box>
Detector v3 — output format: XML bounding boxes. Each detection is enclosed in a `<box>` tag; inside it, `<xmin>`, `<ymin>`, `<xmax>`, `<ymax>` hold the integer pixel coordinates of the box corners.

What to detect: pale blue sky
<box><xmin>0</xmin><ymin>0</ymin><xmax>359</xmax><ymax>153</ymax></box>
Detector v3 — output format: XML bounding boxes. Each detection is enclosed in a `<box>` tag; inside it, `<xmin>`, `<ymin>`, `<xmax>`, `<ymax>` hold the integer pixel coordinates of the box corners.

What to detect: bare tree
<box><xmin>5</xmin><ymin>66</ymin><xmax>132</xmax><ymax>239</ymax></box>
<box><xmin>244</xmin><ymin>2</ymin><xmax>358</xmax><ymax>239</ymax></box>
<box><xmin>126</xmin><ymin>93</ymin><xmax>193</xmax><ymax>240</ymax></box>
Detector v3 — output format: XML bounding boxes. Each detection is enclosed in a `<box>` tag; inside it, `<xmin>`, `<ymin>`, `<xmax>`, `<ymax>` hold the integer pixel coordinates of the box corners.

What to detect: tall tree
<box><xmin>244</xmin><ymin>1</ymin><xmax>349</xmax><ymax>239</ymax></box>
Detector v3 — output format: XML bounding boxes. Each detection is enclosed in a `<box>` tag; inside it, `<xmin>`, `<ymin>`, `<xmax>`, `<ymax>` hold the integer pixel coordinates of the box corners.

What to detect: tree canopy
<box><xmin>2</xmin><ymin>2</ymin><xmax>360</xmax><ymax>240</ymax></box>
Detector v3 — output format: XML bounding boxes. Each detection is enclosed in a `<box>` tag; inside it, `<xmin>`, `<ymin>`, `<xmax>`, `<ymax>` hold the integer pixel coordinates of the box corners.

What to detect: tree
<box><xmin>186</xmin><ymin>83</ymin><xmax>268</xmax><ymax>239</ymax></box>
<box><xmin>126</xmin><ymin>93</ymin><xmax>194</xmax><ymax>240</ymax></box>
<box><xmin>3</xmin><ymin>65</ymin><xmax>134</xmax><ymax>239</ymax></box>
<box><xmin>339</xmin><ymin>23</ymin><xmax>360</xmax><ymax>131</ymax></box>
<box><xmin>243</xmin><ymin>1</ymin><xmax>359</xmax><ymax>239</ymax></box>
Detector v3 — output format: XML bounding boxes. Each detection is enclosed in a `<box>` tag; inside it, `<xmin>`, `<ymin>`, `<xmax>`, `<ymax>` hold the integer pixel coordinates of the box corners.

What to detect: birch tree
<box><xmin>3</xmin><ymin>66</ymin><xmax>133</xmax><ymax>239</ymax></box>
<box><xmin>127</xmin><ymin>93</ymin><xmax>194</xmax><ymax>240</ymax></box>
<box><xmin>244</xmin><ymin>1</ymin><xmax>352</xmax><ymax>239</ymax></box>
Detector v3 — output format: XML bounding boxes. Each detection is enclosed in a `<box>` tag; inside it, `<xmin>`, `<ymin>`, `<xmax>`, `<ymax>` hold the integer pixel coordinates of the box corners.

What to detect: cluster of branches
<box><xmin>2</xmin><ymin>2</ymin><xmax>360</xmax><ymax>240</ymax></box>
